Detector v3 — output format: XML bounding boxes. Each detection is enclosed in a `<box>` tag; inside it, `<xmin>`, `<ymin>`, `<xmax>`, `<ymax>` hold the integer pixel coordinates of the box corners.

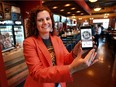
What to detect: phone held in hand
<box><xmin>80</xmin><ymin>26</ymin><xmax>93</xmax><ymax>50</ymax></box>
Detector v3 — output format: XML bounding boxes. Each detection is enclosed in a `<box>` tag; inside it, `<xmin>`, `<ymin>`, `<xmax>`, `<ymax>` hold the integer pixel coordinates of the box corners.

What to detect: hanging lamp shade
<box><xmin>89</xmin><ymin>0</ymin><xmax>97</xmax><ymax>3</ymax></box>
<box><xmin>94</xmin><ymin>7</ymin><xmax>101</xmax><ymax>11</ymax></box>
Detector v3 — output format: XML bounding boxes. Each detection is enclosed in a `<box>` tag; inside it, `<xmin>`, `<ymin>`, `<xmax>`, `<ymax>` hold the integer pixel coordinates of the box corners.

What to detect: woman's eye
<box><xmin>46</xmin><ymin>17</ymin><xmax>51</xmax><ymax>20</ymax></box>
<box><xmin>37</xmin><ymin>17</ymin><xmax>51</xmax><ymax>22</ymax></box>
<box><xmin>37</xmin><ymin>19</ymin><xmax>43</xmax><ymax>22</ymax></box>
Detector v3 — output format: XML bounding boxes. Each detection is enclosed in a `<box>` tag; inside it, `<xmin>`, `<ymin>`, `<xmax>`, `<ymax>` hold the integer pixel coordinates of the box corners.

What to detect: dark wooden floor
<box><xmin>67</xmin><ymin>38</ymin><xmax>116</xmax><ymax>87</ymax></box>
<box><xmin>16</xmin><ymin>38</ymin><xmax>116</xmax><ymax>87</ymax></box>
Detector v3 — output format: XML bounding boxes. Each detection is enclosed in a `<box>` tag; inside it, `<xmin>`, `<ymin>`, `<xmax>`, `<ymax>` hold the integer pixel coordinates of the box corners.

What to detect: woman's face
<box><xmin>36</xmin><ymin>10</ymin><xmax>52</xmax><ymax>35</ymax></box>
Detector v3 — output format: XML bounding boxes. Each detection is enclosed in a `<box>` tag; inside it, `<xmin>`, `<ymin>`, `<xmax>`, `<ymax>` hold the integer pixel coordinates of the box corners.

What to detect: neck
<box><xmin>39</xmin><ymin>33</ymin><xmax>50</xmax><ymax>39</ymax></box>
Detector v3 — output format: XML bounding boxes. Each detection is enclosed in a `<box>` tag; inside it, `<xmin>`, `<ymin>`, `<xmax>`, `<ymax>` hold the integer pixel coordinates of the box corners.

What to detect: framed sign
<box><xmin>4</xmin><ymin>3</ymin><xmax>11</xmax><ymax>20</ymax></box>
<box><xmin>4</xmin><ymin>12</ymin><xmax>11</xmax><ymax>19</ymax></box>
<box><xmin>11</xmin><ymin>6</ymin><xmax>21</xmax><ymax>13</ymax></box>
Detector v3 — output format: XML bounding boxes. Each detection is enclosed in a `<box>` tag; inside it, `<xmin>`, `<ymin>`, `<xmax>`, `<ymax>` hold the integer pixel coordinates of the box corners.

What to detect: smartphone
<box><xmin>80</xmin><ymin>26</ymin><xmax>93</xmax><ymax>49</ymax></box>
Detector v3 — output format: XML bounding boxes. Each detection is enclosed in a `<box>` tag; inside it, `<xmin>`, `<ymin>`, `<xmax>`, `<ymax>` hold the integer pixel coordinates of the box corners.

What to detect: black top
<box><xmin>42</xmin><ymin>38</ymin><xmax>56</xmax><ymax>66</ymax></box>
<box><xmin>42</xmin><ymin>38</ymin><xmax>60</xmax><ymax>87</ymax></box>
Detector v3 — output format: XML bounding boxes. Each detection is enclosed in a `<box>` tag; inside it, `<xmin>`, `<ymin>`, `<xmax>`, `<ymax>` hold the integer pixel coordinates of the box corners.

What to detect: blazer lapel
<box><xmin>36</xmin><ymin>36</ymin><xmax>52</xmax><ymax>66</ymax></box>
<box><xmin>50</xmin><ymin>36</ymin><xmax>61</xmax><ymax>65</ymax></box>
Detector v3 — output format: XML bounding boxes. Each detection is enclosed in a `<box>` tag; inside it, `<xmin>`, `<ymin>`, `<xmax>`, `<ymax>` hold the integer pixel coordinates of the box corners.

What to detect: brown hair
<box><xmin>26</xmin><ymin>5</ymin><xmax>55</xmax><ymax>37</ymax></box>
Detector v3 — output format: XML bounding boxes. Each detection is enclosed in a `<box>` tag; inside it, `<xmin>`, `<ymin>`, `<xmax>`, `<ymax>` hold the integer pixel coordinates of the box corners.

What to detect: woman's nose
<box><xmin>43</xmin><ymin>19</ymin><xmax>47</xmax><ymax>24</ymax></box>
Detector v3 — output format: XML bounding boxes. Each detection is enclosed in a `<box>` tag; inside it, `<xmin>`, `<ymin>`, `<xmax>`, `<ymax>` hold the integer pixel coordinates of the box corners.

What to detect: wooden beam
<box><xmin>75</xmin><ymin>13</ymin><xmax>116</xmax><ymax>19</ymax></box>
<box><xmin>91</xmin><ymin>5</ymin><xmax>116</xmax><ymax>14</ymax></box>
<box><xmin>74</xmin><ymin>0</ymin><xmax>91</xmax><ymax>15</ymax></box>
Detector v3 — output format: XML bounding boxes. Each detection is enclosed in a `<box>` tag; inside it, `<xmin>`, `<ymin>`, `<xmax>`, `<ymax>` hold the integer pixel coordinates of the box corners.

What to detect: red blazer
<box><xmin>23</xmin><ymin>35</ymin><xmax>74</xmax><ymax>87</ymax></box>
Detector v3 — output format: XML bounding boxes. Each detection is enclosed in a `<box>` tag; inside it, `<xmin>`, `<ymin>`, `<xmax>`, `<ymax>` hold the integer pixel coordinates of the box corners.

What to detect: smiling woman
<box><xmin>23</xmin><ymin>5</ymin><xmax>97</xmax><ymax>87</ymax></box>
<box><xmin>26</xmin><ymin>5</ymin><xmax>55</xmax><ymax>38</ymax></box>
<box><xmin>36</xmin><ymin>10</ymin><xmax>52</xmax><ymax>37</ymax></box>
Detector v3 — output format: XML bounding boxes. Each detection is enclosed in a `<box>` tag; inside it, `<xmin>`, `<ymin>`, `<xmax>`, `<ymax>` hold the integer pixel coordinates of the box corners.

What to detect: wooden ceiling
<box><xmin>3</xmin><ymin>0</ymin><xmax>116</xmax><ymax>19</ymax></box>
<box><xmin>43</xmin><ymin>0</ymin><xmax>89</xmax><ymax>16</ymax></box>
<box><xmin>43</xmin><ymin>0</ymin><xmax>116</xmax><ymax>18</ymax></box>
<box><xmin>43</xmin><ymin>0</ymin><xmax>90</xmax><ymax>16</ymax></box>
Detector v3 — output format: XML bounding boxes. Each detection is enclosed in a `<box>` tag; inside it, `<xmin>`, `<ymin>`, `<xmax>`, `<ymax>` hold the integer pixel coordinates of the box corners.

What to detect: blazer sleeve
<box><xmin>23</xmin><ymin>37</ymin><xmax>73</xmax><ymax>83</ymax></box>
<box><xmin>56</xmin><ymin>37</ymin><xmax>74</xmax><ymax>65</ymax></box>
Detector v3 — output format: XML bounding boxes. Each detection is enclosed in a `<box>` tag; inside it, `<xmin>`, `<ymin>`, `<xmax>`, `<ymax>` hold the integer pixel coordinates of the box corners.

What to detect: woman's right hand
<box><xmin>69</xmin><ymin>49</ymin><xmax>97</xmax><ymax>75</ymax></box>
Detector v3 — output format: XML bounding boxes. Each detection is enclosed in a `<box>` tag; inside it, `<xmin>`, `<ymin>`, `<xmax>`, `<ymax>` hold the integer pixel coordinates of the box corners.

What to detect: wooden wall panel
<box><xmin>2</xmin><ymin>48</ymin><xmax>28</xmax><ymax>87</ymax></box>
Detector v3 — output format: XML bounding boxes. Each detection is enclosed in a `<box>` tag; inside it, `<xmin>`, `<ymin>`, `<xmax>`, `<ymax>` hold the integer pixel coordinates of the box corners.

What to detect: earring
<box><xmin>50</xmin><ymin>28</ymin><xmax>53</xmax><ymax>32</ymax></box>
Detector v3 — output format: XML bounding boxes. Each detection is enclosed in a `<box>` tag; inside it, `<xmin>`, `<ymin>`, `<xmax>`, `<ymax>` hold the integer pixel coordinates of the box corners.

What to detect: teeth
<box><xmin>44</xmin><ymin>27</ymin><xmax>48</xmax><ymax>29</ymax></box>
<box><xmin>43</xmin><ymin>25</ymin><xmax>49</xmax><ymax>29</ymax></box>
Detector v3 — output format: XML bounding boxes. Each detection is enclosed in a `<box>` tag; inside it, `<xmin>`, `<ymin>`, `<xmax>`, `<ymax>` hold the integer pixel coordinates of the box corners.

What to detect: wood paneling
<box><xmin>2</xmin><ymin>48</ymin><xmax>28</xmax><ymax>87</ymax></box>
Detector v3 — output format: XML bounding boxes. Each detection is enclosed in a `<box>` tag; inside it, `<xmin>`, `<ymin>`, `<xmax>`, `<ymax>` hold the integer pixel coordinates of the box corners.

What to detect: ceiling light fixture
<box><xmin>53</xmin><ymin>6</ymin><xmax>58</xmax><ymax>9</ymax></box>
<box><xmin>80</xmin><ymin>13</ymin><xmax>84</xmax><ymax>15</ymax></box>
<box><xmin>104</xmin><ymin>16</ymin><xmax>108</xmax><ymax>18</ymax></box>
<box><xmin>94</xmin><ymin>7</ymin><xmax>101</xmax><ymax>11</ymax></box>
<box><xmin>64</xmin><ymin>4</ymin><xmax>71</xmax><ymax>7</ymax></box>
<box><xmin>79</xmin><ymin>18</ymin><xmax>82</xmax><ymax>20</ymax></box>
<box><xmin>104</xmin><ymin>13</ymin><xmax>109</xmax><ymax>16</ymax></box>
<box><xmin>76</xmin><ymin>11</ymin><xmax>81</xmax><ymax>13</ymax></box>
<box><xmin>89</xmin><ymin>0</ymin><xmax>97</xmax><ymax>3</ymax></box>
<box><xmin>72</xmin><ymin>16</ymin><xmax>76</xmax><ymax>19</ymax></box>
<box><xmin>72</xmin><ymin>14</ymin><xmax>75</xmax><ymax>16</ymax></box>
<box><xmin>71</xmin><ymin>8</ymin><xmax>76</xmax><ymax>10</ymax></box>
<box><xmin>60</xmin><ymin>9</ymin><xmax>64</xmax><ymax>11</ymax></box>
<box><xmin>90</xmin><ymin>18</ymin><xmax>94</xmax><ymax>20</ymax></box>
<box><xmin>67</xmin><ymin>12</ymin><xmax>71</xmax><ymax>14</ymax></box>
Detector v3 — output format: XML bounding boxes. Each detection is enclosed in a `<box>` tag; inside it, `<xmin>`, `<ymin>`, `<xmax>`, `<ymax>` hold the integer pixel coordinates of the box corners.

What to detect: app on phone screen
<box><xmin>80</xmin><ymin>27</ymin><xmax>93</xmax><ymax>49</ymax></box>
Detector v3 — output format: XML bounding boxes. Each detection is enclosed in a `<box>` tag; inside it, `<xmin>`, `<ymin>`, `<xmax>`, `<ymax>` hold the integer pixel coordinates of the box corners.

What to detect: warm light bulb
<box><xmin>89</xmin><ymin>0</ymin><xmax>97</xmax><ymax>2</ymax></box>
<box><xmin>94</xmin><ymin>7</ymin><xmax>101</xmax><ymax>11</ymax></box>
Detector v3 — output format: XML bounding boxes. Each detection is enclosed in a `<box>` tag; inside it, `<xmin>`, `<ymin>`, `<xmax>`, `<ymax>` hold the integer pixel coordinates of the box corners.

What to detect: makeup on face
<box><xmin>36</xmin><ymin>10</ymin><xmax>52</xmax><ymax>34</ymax></box>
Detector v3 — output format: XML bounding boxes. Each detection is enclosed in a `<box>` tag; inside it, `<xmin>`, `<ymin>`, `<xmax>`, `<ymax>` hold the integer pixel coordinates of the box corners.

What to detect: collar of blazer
<box><xmin>36</xmin><ymin>35</ymin><xmax>61</xmax><ymax>66</ymax></box>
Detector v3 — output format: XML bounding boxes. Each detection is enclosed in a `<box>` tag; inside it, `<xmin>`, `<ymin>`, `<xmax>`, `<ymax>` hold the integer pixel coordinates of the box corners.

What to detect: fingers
<box><xmin>92</xmin><ymin>36</ymin><xmax>95</xmax><ymax>39</ymax></box>
<box><xmin>76</xmin><ymin>40</ymin><xmax>82</xmax><ymax>46</ymax></box>
<box><xmin>91</xmin><ymin>58</ymin><xmax>99</xmax><ymax>65</ymax></box>
<box><xmin>90</xmin><ymin>52</ymin><xmax>98</xmax><ymax>65</ymax></box>
<box><xmin>77</xmin><ymin>47</ymin><xmax>82</xmax><ymax>58</ymax></box>
<box><xmin>93</xmin><ymin>41</ymin><xmax>95</xmax><ymax>44</ymax></box>
<box><xmin>84</xmin><ymin>49</ymin><xmax>95</xmax><ymax>60</ymax></box>
<box><xmin>93</xmin><ymin>41</ymin><xmax>97</xmax><ymax>49</ymax></box>
<box><xmin>73</xmin><ymin>41</ymin><xmax>81</xmax><ymax>50</ymax></box>
<box><xmin>84</xmin><ymin>49</ymin><xmax>96</xmax><ymax>66</ymax></box>
<box><xmin>74</xmin><ymin>46</ymin><xmax>82</xmax><ymax>59</ymax></box>
<box><xmin>90</xmin><ymin>52</ymin><xmax>97</xmax><ymax>63</ymax></box>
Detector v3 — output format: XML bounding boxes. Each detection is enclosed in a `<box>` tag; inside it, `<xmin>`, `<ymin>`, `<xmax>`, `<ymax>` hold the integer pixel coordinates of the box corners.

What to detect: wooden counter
<box><xmin>2</xmin><ymin>48</ymin><xmax>28</xmax><ymax>87</ymax></box>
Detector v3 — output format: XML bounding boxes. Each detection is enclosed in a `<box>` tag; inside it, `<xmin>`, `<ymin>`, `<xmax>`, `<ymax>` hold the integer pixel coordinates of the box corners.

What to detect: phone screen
<box><xmin>80</xmin><ymin>26</ymin><xmax>93</xmax><ymax>49</ymax></box>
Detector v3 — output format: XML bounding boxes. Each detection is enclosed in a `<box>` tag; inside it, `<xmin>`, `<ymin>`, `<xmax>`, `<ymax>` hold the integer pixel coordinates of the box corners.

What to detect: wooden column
<box><xmin>0</xmin><ymin>47</ymin><xmax>8</xmax><ymax>87</ymax></box>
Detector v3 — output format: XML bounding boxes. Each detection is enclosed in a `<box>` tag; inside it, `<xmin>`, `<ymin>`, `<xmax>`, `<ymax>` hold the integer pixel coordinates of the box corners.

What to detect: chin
<box><xmin>43</xmin><ymin>31</ymin><xmax>50</xmax><ymax>34</ymax></box>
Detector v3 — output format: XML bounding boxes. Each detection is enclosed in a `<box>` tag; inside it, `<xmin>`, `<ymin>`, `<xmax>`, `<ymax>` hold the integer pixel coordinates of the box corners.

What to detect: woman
<box><xmin>23</xmin><ymin>5</ymin><xmax>97</xmax><ymax>87</ymax></box>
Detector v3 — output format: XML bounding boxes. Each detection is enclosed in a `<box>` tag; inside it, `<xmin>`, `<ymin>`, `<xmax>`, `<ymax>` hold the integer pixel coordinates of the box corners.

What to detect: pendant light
<box><xmin>93</xmin><ymin>2</ymin><xmax>101</xmax><ymax>12</ymax></box>
<box><xmin>89</xmin><ymin>0</ymin><xmax>97</xmax><ymax>3</ymax></box>
<box><xmin>94</xmin><ymin>7</ymin><xmax>101</xmax><ymax>11</ymax></box>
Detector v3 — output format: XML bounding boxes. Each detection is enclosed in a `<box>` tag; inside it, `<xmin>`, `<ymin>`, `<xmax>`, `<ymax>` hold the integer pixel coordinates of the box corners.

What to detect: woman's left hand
<box><xmin>69</xmin><ymin>48</ymin><xmax>98</xmax><ymax>74</ymax></box>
